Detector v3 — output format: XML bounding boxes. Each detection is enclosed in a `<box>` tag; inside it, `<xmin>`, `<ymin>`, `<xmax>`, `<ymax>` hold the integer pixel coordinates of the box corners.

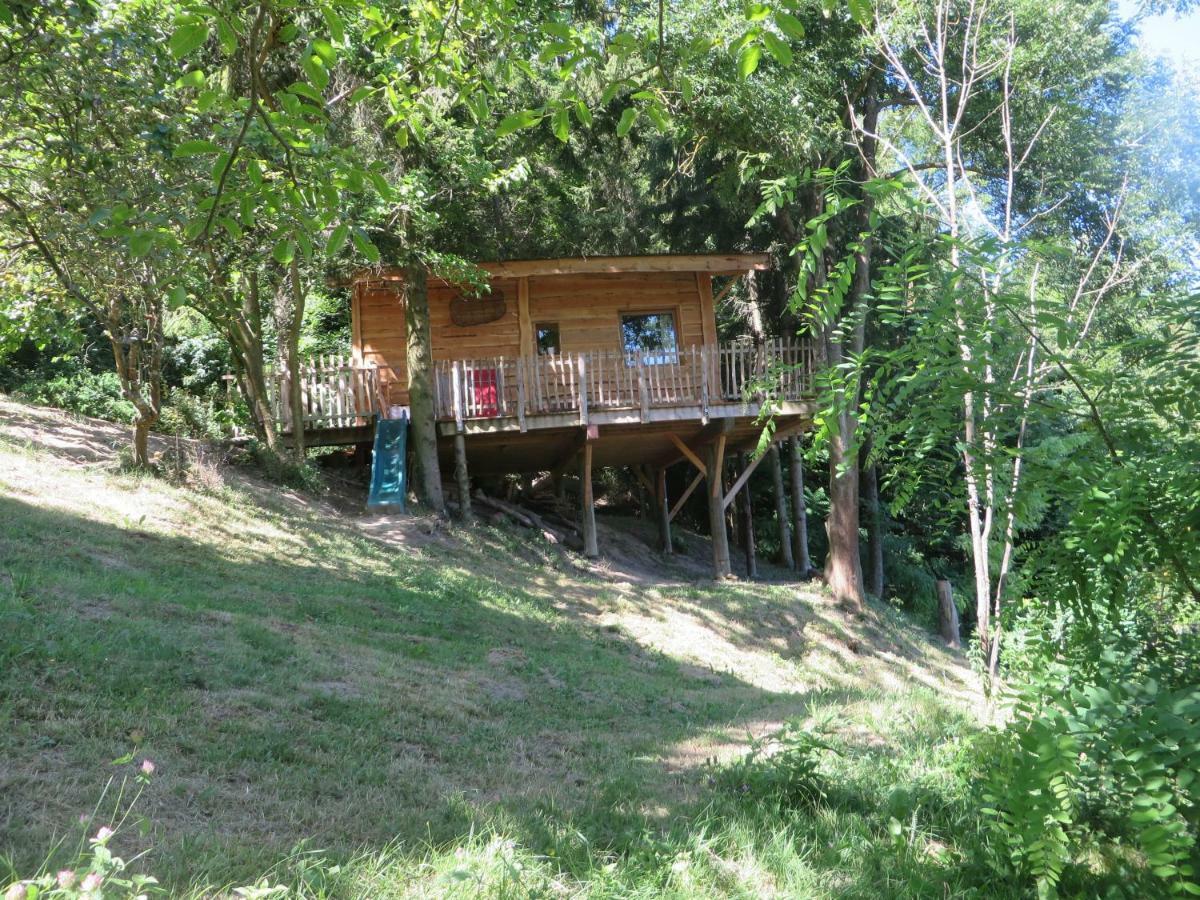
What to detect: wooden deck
<box><xmin>274</xmin><ymin>339</ymin><xmax>818</xmax><ymax>465</ymax></box>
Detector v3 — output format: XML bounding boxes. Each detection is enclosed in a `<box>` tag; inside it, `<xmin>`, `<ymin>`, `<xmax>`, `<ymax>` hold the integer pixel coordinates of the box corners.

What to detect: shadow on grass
<box><xmin>0</xmin><ymin>485</ymin><xmax>1000</xmax><ymax>898</ymax></box>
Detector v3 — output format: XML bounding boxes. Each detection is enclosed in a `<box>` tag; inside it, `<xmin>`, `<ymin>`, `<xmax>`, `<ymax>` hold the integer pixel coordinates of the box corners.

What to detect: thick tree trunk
<box><xmin>404</xmin><ymin>265</ymin><xmax>445</xmax><ymax>514</ymax></box>
<box><xmin>936</xmin><ymin>580</ymin><xmax>961</xmax><ymax>648</ymax></box>
<box><xmin>862</xmin><ymin>455</ymin><xmax>884</xmax><ymax>599</ymax></box>
<box><xmin>769</xmin><ymin>444</ymin><xmax>794</xmax><ymax>568</ymax></box>
<box><xmin>581</xmin><ymin>442</ymin><xmax>598</xmax><ymax>557</ymax></box>
<box><xmin>825</xmin><ymin>429</ymin><xmax>865</xmax><ymax>605</ymax></box>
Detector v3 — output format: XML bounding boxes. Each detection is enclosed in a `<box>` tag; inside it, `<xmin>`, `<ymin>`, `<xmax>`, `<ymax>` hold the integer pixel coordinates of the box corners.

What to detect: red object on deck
<box><xmin>472</xmin><ymin>368</ymin><xmax>499</xmax><ymax>416</ymax></box>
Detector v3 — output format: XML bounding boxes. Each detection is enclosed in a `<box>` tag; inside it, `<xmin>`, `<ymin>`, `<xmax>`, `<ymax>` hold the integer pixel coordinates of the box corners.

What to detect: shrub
<box><xmin>982</xmin><ymin>646</ymin><xmax>1200</xmax><ymax>897</ymax></box>
<box><xmin>14</xmin><ymin>370</ymin><xmax>135</xmax><ymax>423</ymax></box>
<box><xmin>706</xmin><ymin>721</ymin><xmax>834</xmax><ymax>811</ymax></box>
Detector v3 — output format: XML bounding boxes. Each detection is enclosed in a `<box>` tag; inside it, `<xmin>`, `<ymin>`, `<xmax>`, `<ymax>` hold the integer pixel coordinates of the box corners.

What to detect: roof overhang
<box><xmin>353</xmin><ymin>253</ymin><xmax>771</xmax><ymax>285</ymax></box>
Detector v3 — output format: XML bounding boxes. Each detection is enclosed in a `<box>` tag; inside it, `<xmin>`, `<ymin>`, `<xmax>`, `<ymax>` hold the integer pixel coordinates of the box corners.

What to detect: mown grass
<box><xmin>0</xmin><ymin>402</ymin><xmax>1009</xmax><ymax>898</ymax></box>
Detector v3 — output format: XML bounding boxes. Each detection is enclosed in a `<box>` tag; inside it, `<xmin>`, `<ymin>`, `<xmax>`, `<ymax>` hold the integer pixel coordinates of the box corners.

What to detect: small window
<box><xmin>621</xmin><ymin>312</ymin><xmax>678</xmax><ymax>365</ymax></box>
<box><xmin>536</xmin><ymin>322</ymin><xmax>560</xmax><ymax>356</ymax></box>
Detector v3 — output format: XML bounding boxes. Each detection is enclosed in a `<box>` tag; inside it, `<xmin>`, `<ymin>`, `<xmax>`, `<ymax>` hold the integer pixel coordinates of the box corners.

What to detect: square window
<box><xmin>536</xmin><ymin>322</ymin><xmax>560</xmax><ymax>356</ymax></box>
<box><xmin>621</xmin><ymin>312</ymin><xmax>678</xmax><ymax>365</ymax></box>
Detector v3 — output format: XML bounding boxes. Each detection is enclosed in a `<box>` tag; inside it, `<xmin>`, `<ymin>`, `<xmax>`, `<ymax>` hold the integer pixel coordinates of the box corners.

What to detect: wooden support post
<box><xmin>790</xmin><ymin>436</ymin><xmax>812</xmax><ymax>575</ymax></box>
<box><xmin>453</xmin><ymin>432</ymin><xmax>473</xmax><ymax>522</ymax></box>
<box><xmin>769</xmin><ymin>444</ymin><xmax>794</xmax><ymax>569</ymax></box>
<box><xmin>656</xmin><ymin>467</ymin><xmax>672</xmax><ymax>555</ymax></box>
<box><xmin>581</xmin><ymin>441</ymin><xmax>599</xmax><ymax>558</ymax></box>
<box><xmin>737</xmin><ymin>452</ymin><xmax>758</xmax><ymax>578</ymax></box>
<box><xmin>706</xmin><ymin>428</ymin><xmax>731</xmax><ymax>579</ymax></box>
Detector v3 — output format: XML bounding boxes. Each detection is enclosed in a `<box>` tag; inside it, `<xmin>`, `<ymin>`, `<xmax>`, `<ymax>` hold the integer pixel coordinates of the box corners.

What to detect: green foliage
<box><xmin>983</xmin><ymin>648</ymin><xmax>1200</xmax><ymax>896</ymax></box>
<box><xmin>13</xmin><ymin>370</ymin><xmax>135</xmax><ymax>424</ymax></box>
<box><xmin>706</xmin><ymin>721</ymin><xmax>834</xmax><ymax>811</ymax></box>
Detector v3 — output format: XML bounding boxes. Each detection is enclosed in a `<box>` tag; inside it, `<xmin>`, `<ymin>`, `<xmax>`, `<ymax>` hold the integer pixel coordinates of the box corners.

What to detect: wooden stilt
<box><xmin>453</xmin><ymin>432</ymin><xmax>473</xmax><ymax>522</ymax></box>
<box><xmin>656</xmin><ymin>467</ymin><xmax>672</xmax><ymax>554</ymax></box>
<box><xmin>707</xmin><ymin>430</ymin><xmax>731</xmax><ymax>578</ymax></box>
<box><xmin>737</xmin><ymin>452</ymin><xmax>758</xmax><ymax>578</ymax></box>
<box><xmin>769</xmin><ymin>444</ymin><xmax>794</xmax><ymax>569</ymax></box>
<box><xmin>790</xmin><ymin>435</ymin><xmax>812</xmax><ymax>575</ymax></box>
<box><xmin>581</xmin><ymin>442</ymin><xmax>598</xmax><ymax>558</ymax></box>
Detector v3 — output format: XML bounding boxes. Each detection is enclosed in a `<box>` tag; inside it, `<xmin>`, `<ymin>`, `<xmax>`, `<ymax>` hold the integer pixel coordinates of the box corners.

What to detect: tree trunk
<box><xmin>282</xmin><ymin>258</ymin><xmax>306</xmax><ymax>462</ymax></box>
<box><xmin>936</xmin><ymin>580</ymin><xmax>961</xmax><ymax>648</ymax></box>
<box><xmin>404</xmin><ymin>264</ymin><xmax>445</xmax><ymax>513</ymax></box>
<box><xmin>862</xmin><ymin>453</ymin><xmax>884</xmax><ymax>599</ymax></box>
<box><xmin>790</xmin><ymin>436</ymin><xmax>812</xmax><ymax>576</ymax></box>
<box><xmin>223</xmin><ymin>271</ymin><xmax>279</xmax><ymax>452</ymax></box>
<box><xmin>769</xmin><ymin>443</ymin><xmax>794</xmax><ymax>568</ymax></box>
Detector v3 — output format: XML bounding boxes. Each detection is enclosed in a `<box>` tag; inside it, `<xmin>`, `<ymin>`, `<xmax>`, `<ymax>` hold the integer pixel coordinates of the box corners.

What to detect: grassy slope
<box><xmin>0</xmin><ymin>400</ymin><xmax>998</xmax><ymax>898</ymax></box>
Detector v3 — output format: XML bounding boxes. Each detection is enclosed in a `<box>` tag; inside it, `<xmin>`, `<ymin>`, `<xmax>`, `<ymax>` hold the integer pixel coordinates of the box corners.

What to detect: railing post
<box><xmin>700</xmin><ymin>346</ymin><xmax>710</xmax><ymax>423</ymax></box>
<box><xmin>577</xmin><ymin>353</ymin><xmax>588</xmax><ymax>425</ymax></box>
<box><xmin>637</xmin><ymin>355</ymin><xmax>648</xmax><ymax>422</ymax></box>
<box><xmin>516</xmin><ymin>357</ymin><xmax>527</xmax><ymax>432</ymax></box>
<box><xmin>451</xmin><ymin>360</ymin><xmax>465</xmax><ymax>433</ymax></box>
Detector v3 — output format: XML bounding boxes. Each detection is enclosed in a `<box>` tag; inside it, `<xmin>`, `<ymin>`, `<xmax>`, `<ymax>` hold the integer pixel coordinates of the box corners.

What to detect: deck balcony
<box><xmin>431</xmin><ymin>337</ymin><xmax>816</xmax><ymax>435</ymax></box>
<box><xmin>269</xmin><ymin>339</ymin><xmax>817</xmax><ymax>445</ymax></box>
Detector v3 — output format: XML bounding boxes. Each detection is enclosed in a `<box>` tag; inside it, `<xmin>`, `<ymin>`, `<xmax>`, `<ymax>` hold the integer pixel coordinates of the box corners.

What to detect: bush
<box><xmin>981</xmin><ymin>645</ymin><xmax>1200</xmax><ymax>897</ymax></box>
<box><xmin>14</xmin><ymin>370</ymin><xmax>135</xmax><ymax>423</ymax></box>
<box><xmin>706</xmin><ymin>721</ymin><xmax>834</xmax><ymax>811</ymax></box>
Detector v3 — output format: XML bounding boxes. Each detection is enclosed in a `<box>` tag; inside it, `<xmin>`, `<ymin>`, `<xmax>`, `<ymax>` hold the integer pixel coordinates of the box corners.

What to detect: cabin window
<box><xmin>536</xmin><ymin>322</ymin><xmax>560</xmax><ymax>356</ymax></box>
<box><xmin>621</xmin><ymin>312</ymin><xmax>678</xmax><ymax>365</ymax></box>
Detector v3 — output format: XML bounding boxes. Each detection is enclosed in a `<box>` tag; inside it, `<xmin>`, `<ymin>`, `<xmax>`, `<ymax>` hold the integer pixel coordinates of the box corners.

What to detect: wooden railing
<box><xmin>271</xmin><ymin>353</ymin><xmax>385</xmax><ymax>432</ymax></box>
<box><xmin>432</xmin><ymin>338</ymin><xmax>815</xmax><ymax>427</ymax></box>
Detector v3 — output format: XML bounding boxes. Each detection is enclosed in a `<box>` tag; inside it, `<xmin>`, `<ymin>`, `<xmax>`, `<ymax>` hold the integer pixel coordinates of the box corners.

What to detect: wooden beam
<box><xmin>656</xmin><ymin>467</ymin><xmax>672</xmax><ymax>554</ymax></box>
<box><xmin>517</xmin><ymin>277</ymin><xmax>533</xmax><ymax>358</ymax></box>
<box><xmin>696</xmin><ymin>273</ymin><xmax>718</xmax><ymax>347</ymax></box>
<box><xmin>707</xmin><ymin>426</ymin><xmax>731</xmax><ymax>578</ymax></box>
<box><xmin>453</xmin><ymin>433</ymin><xmax>472</xmax><ymax>522</ymax></box>
<box><xmin>722</xmin><ymin>449</ymin><xmax>770</xmax><ymax>511</ymax></box>
<box><xmin>736</xmin><ymin>452</ymin><xmax>758</xmax><ymax>579</ymax></box>
<box><xmin>581</xmin><ymin>442</ymin><xmax>598</xmax><ymax>557</ymax></box>
<box><xmin>632</xmin><ymin>465</ymin><xmax>655</xmax><ymax>495</ymax></box>
<box><xmin>669</xmin><ymin>470</ymin><xmax>705</xmax><ymax>522</ymax></box>
<box><xmin>710</xmin><ymin>276</ymin><xmax>739</xmax><ymax>309</ymax></box>
<box><xmin>667</xmin><ymin>432</ymin><xmax>707</xmax><ymax>477</ymax></box>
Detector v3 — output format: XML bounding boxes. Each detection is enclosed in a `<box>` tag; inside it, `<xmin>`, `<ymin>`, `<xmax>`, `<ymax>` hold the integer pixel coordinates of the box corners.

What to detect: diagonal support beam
<box><xmin>720</xmin><ymin>420</ymin><xmax>811</xmax><ymax>511</ymax></box>
<box><xmin>667</xmin><ymin>432</ymin><xmax>707</xmax><ymax>477</ymax></box>
<box><xmin>668</xmin><ymin>470</ymin><xmax>705</xmax><ymax>522</ymax></box>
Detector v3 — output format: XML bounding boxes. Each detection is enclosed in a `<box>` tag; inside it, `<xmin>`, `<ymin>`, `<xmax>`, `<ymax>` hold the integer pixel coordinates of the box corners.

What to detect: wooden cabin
<box><xmin>273</xmin><ymin>254</ymin><xmax>819</xmax><ymax>576</ymax></box>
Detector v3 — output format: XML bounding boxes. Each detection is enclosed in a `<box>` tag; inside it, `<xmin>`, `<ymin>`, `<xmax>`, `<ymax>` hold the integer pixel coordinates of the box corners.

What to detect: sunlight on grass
<box><xmin>0</xmin><ymin>416</ymin><xmax>993</xmax><ymax>898</ymax></box>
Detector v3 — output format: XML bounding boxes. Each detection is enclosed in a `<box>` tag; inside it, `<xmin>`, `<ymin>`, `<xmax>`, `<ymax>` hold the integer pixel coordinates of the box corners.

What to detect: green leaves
<box><xmin>173</xmin><ymin>140</ymin><xmax>220</xmax><ymax>158</ymax></box>
<box><xmin>774</xmin><ymin>11</ymin><xmax>806</xmax><ymax>40</ymax></box>
<box><xmin>847</xmin><ymin>0</ymin><xmax>872</xmax><ymax>26</ymax></box>
<box><xmin>616</xmin><ymin>107</ymin><xmax>638</xmax><ymax>137</ymax></box>
<box><xmin>738</xmin><ymin>43</ymin><xmax>762</xmax><ymax>78</ymax></box>
<box><xmin>762</xmin><ymin>32</ymin><xmax>793</xmax><ymax>66</ymax></box>
<box><xmin>326</xmin><ymin>223</ymin><xmax>350</xmax><ymax>257</ymax></box>
<box><xmin>496</xmin><ymin>109</ymin><xmax>541</xmax><ymax>138</ymax></box>
<box><xmin>551</xmin><ymin>106</ymin><xmax>570</xmax><ymax>143</ymax></box>
<box><xmin>169</xmin><ymin>22</ymin><xmax>209</xmax><ymax>61</ymax></box>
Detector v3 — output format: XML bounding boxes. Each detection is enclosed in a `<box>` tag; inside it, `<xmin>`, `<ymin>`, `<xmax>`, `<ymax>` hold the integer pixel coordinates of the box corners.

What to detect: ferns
<box><xmin>983</xmin><ymin>653</ymin><xmax>1200</xmax><ymax>896</ymax></box>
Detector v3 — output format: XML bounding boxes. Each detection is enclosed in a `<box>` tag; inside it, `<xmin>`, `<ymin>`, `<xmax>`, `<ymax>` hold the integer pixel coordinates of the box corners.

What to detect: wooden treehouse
<box><xmin>272</xmin><ymin>254</ymin><xmax>818</xmax><ymax>577</ymax></box>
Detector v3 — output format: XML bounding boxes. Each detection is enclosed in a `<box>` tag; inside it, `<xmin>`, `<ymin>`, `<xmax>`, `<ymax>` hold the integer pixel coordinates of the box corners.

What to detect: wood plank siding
<box><xmin>352</xmin><ymin>257</ymin><xmax>758</xmax><ymax>409</ymax></box>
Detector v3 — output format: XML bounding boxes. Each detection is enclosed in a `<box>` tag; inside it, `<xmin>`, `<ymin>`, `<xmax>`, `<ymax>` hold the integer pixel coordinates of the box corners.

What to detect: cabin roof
<box><xmin>357</xmin><ymin>253</ymin><xmax>771</xmax><ymax>283</ymax></box>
